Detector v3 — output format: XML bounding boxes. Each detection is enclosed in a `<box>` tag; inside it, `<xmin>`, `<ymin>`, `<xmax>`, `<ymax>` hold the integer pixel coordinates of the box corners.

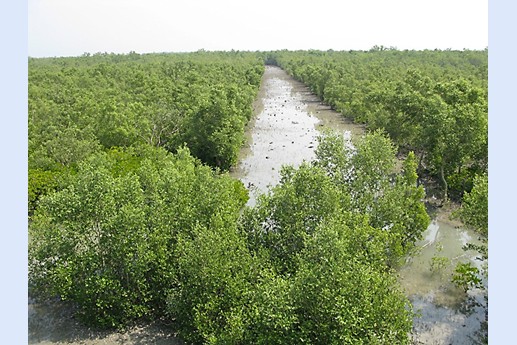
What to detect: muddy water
<box><xmin>231</xmin><ymin>66</ymin><xmax>488</xmax><ymax>344</ymax></box>
<box><xmin>399</xmin><ymin>218</ymin><xmax>488</xmax><ymax>345</ymax></box>
<box><xmin>230</xmin><ymin>65</ymin><xmax>364</xmax><ymax>205</ymax></box>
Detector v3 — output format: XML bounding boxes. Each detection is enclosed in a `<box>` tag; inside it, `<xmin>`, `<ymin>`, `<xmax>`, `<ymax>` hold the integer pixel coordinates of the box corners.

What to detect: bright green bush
<box><xmin>29</xmin><ymin>52</ymin><xmax>264</xmax><ymax>173</ymax></box>
<box><xmin>292</xmin><ymin>216</ymin><xmax>413</xmax><ymax>344</ymax></box>
<box><xmin>236</xmin><ymin>131</ymin><xmax>428</xmax><ymax>344</ymax></box>
<box><xmin>28</xmin><ymin>146</ymin><xmax>248</xmax><ymax>328</ymax></box>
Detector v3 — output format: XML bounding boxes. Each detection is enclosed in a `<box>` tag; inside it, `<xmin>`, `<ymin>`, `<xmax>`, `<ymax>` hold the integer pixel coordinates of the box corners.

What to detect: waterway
<box><xmin>230</xmin><ymin>65</ymin><xmax>488</xmax><ymax>344</ymax></box>
<box><xmin>28</xmin><ymin>65</ymin><xmax>487</xmax><ymax>345</ymax></box>
<box><xmin>229</xmin><ymin>65</ymin><xmax>364</xmax><ymax>205</ymax></box>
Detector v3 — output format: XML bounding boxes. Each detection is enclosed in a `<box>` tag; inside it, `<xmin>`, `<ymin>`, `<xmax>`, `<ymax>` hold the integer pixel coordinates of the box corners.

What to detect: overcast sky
<box><xmin>29</xmin><ymin>0</ymin><xmax>488</xmax><ymax>57</ymax></box>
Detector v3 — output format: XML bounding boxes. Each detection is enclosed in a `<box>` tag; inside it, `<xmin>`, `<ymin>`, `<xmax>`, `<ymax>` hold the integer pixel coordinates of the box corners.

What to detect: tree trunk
<box><xmin>440</xmin><ymin>163</ymin><xmax>448</xmax><ymax>203</ymax></box>
<box><xmin>417</xmin><ymin>151</ymin><xmax>425</xmax><ymax>186</ymax></box>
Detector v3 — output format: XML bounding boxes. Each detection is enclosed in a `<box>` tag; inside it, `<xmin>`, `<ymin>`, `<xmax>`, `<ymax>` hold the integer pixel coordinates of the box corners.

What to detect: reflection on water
<box><xmin>399</xmin><ymin>220</ymin><xmax>488</xmax><ymax>344</ymax></box>
<box><xmin>230</xmin><ymin>65</ymin><xmax>364</xmax><ymax>205</ymax></box>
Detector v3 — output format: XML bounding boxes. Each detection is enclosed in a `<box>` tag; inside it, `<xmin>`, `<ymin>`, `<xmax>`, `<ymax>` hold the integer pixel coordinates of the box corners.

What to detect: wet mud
<box><xmin>28</xmin><ymin>297</ymin><xmax>182</xmax><ymax>345</ymax></box>
<box><xmin>230</xmin><ymin>65</ymin><xmax>364</xmax><ymax>205</ymax></box>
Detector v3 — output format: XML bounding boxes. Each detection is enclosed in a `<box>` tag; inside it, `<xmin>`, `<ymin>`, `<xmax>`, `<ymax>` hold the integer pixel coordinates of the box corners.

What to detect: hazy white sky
<box><xmin>28</xmin><ymin>0</ymin><xmax>488</xmax><ymax>57</ymax></box>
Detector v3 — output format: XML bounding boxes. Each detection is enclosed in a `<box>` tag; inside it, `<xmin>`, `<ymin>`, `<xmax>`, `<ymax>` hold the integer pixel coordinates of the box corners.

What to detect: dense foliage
<box><xmin>29</xmin><ymin>146</ymin><xmax>249</xmax><ymax>327</ymax></box>
<box><xmin>28</xmin><ymin>51</ymin><xmax>262</xmax><ymax>327</ymax></box>
<box><xmin>28</xmin><ymin>51</ymin><xmax>263</xmax><ymax>213</ymax></box>
<box><xmin>453</xmin><ymin>173</ymin><xmax>488</xmax><ymax>292</ymax></box>
<box><xmin>235</xmin><ymin>131</ymin><xmax>429</xmax><ymax>344</ymax></box>
<box><xmin>29</xmin><ymin>51</ymin><xmax>445</xmax><ymax>344</ymax></box>
<box><xmin>162</xmin><ymin>131</ymin><xmax>428</xmax><ymax>344</ymax></box>
<box><xmin>269</xmin><ymin>49</ymin><xmax>488</xmax><ymax>200</ymax></box>
<box><xmin>30</xmin><ymin>133</ymin><xmax>427</xmax><ymax>343</ymax></box>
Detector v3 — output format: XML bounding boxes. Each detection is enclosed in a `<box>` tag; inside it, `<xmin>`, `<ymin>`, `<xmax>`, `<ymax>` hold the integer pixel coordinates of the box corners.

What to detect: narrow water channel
<box><xmin>231</xmin><ymin>65</ymin><xmax>488</xmax><ymax>344</ymax></box>
<box><xmin>29</xmin><ymin>65</ymin><xmax>487</xmax><ymax>345</ymax></box>
<box><xmin>229</xmin><ymin>65</ymin><xmax>364</xmax><ymax>205</ymax></box>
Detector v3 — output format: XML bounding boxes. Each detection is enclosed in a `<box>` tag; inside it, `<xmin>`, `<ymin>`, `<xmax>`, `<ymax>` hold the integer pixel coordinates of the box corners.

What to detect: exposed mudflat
<box><xmin>28</xmin><ymin>298</ymin><xmax>182</xmax><ymax>345</ymax></box>
<box><xmin>230</xmin><ymin>65</ymin><xmax>364</xmax><ymax>205</ymax></box>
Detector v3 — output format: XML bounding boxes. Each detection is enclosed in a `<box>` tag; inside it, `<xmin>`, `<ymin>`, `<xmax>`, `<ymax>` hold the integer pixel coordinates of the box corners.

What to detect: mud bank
<box><xmin>28</xmin><ymin>296</ymin><xmax>182</xmax><ymax>345</ymax></box>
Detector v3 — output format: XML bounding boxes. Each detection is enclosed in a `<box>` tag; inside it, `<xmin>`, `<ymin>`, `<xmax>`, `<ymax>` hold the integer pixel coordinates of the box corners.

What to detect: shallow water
<box><xmin>230</xmin><ymin>65</ymin><xmax>364</xmax><ymax>205</ymax></box>
<box><xmin>399</xmin><ymin>220</ymin><xmax>488</xmax><ymax>344</ymax></box>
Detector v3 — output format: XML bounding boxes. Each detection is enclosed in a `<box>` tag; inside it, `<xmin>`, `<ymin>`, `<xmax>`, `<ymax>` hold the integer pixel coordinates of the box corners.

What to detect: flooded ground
<box><xmin>399</xmin><ymin>217</ymin><xmax>488</xmax><ymax>345</ymax></box>
<box><xmin>230</xmin><ymin>65</ymin><xmax>364</xmax><ymax>205</ymax></box>
<box><xmin>29</xmin><ymin>65</ymin><xmax>487</xmax><ymax>344</ymax></box>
